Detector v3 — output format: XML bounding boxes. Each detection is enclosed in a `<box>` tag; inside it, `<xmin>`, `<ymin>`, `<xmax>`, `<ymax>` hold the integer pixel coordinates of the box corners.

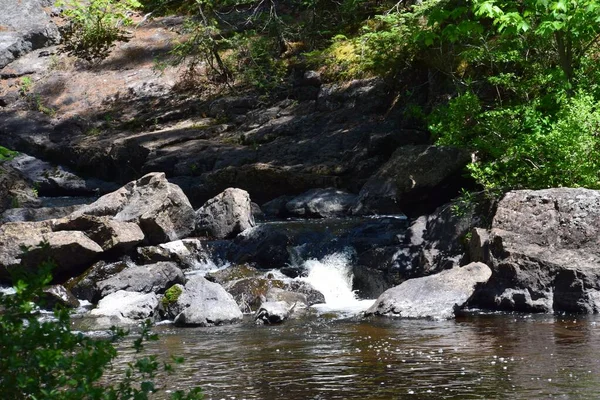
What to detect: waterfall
<box><xmin>299</xmin><ymin>251</ymin><xmax>375</xmax><ymax>314</ymax></box>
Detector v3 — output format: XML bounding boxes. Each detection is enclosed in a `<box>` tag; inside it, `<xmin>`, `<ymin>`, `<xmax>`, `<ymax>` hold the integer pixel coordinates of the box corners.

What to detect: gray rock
<box><xmin>75</xmin><ymin>172</ymin><xmax>195</xmax><ymax>245</ymax></box>
<box><xmin>255</xmin><ymin>301</ymin><xmax>293</xmax><ymax>324</ymax></box>
<box><xmin>66</xmin><ymin>260</ymin><xmax>128</xmax><ymax>302</ymax></box>
<box><xmin>0</xmin><ymin>221</ymin><xmax>103</xmax><ymax>282</ymax></box>
<box><xmin>265</xmin><ymin>287</ymin><xmax>309</xmax><ymax>307</ymax></box>
<box><xmin>354</xmin><ymin>145</ymin><xmax>471</xmax><ymax>216</ymax></box>
<box><xmin>470</xmin><ymin>188</ymin><xmax>600</xmax><ymax>313</ymax></box>
<box><xmin>53</xmin><ymin>214</ymin><xmax>145</xmax><ymax>253</ymax></box>
<box><xmin>137</xmin><ymin>239</ymin><xmax>209</xmax><ymax>269</ymax></box>
<box><xmin>285</xmin><ymin>188</ymin><xmax>357</xmax><ymax>218</ymax></box>
<box><xmin>0</xmin><ymin>163</ymin><xmax>41</xmax><ymax>213</ymax></box>
<box><xmin>195</xmin><ymin>188</ymin><xmax>255</xmax><ymax>239</ymax></box>
<box><xmin>90</xmin><ymin>290</ymin><xmax>159</xmax><ymax>324</ymax></box>
<box><xmin>317</xmin><ymin>78</ymin><xmax>387</xmax><ymax>112</ymax></box>
<box><xmin>173</xmin><ymin>275</ymin><xmax>243</xmax><ymax>327</ymax></box>
<box><xmin>96</xmin><ymin>262</ymin><xmax>184</xmax><ymax>298</ymax></box>
<box><xmin>41</xmin><ymin>284</ymin><xmax>80</xmax><ymax>309</ymax></box>
<box><xmin>0</xmin><ymin>0</ymin><xmax>60</xmax><ymax>69</ymax></box>
<box><xmin>7</xmin><ymin>154</ymin><xmax>119</xmax><ymax>196</ymax></box>
<box><xmin>1</xmin><ymin>205</ymin><xmax>83</xmax><ymax>223</ymax></box>
<box><xmin>366</xmin><ymin>262</ymin><xmax>492</xmax><ymax>319</ymax></box>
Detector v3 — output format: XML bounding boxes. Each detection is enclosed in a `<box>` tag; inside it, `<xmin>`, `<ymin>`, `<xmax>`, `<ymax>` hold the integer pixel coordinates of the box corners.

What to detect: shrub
<box><xmin>0</xmin><ymin>254</ymin><xmax>203</xmax><ymax>399</ymax></box>
<box><xmin>56</xmin><ymin>0</ymin><xmax>141</xmax><ymax>62</ymax></box>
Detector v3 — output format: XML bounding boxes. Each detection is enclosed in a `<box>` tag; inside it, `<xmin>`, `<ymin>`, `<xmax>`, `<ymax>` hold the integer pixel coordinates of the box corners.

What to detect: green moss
<box><xmin>162</xmin><ymin>285</ymin><xmax>183</xmax><ymax>307</ymax></box>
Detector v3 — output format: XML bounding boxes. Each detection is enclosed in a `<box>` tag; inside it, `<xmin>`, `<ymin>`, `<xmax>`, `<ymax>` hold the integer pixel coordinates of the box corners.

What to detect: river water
<box><xmin>110</xmin><ymin>313</ymin><xmax>600</xmax><ymax>400</ymax></box>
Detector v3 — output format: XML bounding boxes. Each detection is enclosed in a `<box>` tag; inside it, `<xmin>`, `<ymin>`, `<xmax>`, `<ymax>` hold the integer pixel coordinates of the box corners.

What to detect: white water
<box><xmin>299</xmin><ymin>252</ymin><xmax>375</xmax><ymax>315</ymax></box>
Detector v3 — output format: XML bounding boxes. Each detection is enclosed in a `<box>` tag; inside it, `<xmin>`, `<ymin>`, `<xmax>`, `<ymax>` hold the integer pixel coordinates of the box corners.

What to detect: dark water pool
<box><xmin>107</xmin><ymin>313</ymin><xmax>600</xmax><ymax>399</ymax></box>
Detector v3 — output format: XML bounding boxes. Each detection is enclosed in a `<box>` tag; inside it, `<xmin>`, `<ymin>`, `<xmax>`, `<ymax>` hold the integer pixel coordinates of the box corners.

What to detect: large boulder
<box><xmin>354</xmin><ymin>145</ymin><xmax>471</xmax><ymax>216</ymax></box>
<box><xmin>173</xmin><ymin>276</ymin><xmax>243</xmax><ymax>327</ymax></box>
<box><xmin>96</xmin><ymin>261</ymin><xmax>184</xmax><ymax>299</ymax></box>
<box><xmin>470</xmin><ymin>188</ymin><xmax>600</xmax><ymax>313</ymax></box>
<box><xmin>136</xmin><ymin>239</ymin><xmax>210</xmax><ymax>269</ymax></box>
<box><xmin>0</xmin><ymin>163</ymin><xmax>40</xmax><ymax>213</ymax></box>
<box><xmin>255</xmin><ymin>301</ymin><xmax>293</xmax><ymax>324</ymax></box>
<box><xmin>90</xmin><ymin>290</ymin><xmax>159</xmax><ymax>324</ymax></box>
<box><xmin>0</xmin><ymin>221</ymin><xmax>103</xmax><ymax>282</ymax></box>
<box><xmin>366</xmin><ymin>262</ymin><xmax>492</xmax><ymax>319</ymax></box>
<box><xmin>65</xmin><ymin>260</ymin><xmax>129</xmax><ymax>302</ymax></box>
<box><xmin>74</xmin><ymin>172</ymin><xmax>195</xmax><ymax>244</ymax></box>
<box><xmin>195</xmin><ymin>188</ymin><xmax>255</xmax><ymax>239</ymax></box>
<box><xmin>0</xmin><ymin>0</ymin><xmax>60</xmax><ymax>69</ymax></box>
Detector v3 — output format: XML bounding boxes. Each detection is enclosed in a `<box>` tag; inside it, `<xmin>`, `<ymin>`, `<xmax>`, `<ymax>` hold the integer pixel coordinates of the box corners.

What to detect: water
<box><xmin>107</xmin><ymin>314</ymin><xmax>600</xmax><ymax>400</ymax></box>
<box><xmin>98</xmin><ymin>253</ymin><xmax>600</xmax><ymax>399</ymax></box>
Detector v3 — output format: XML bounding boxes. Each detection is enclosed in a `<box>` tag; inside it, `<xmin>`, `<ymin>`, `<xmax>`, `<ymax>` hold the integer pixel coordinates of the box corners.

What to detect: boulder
<box><xmin>0</xmin><ymin>0</ymin><xmax>60</xmax><ymax>69</ymax></box>
<box><xmin>284</xmin><ymin>188</ymin><xmax>357</xmax><ymax>218</ymax></box>
<box><xmin>136</xmin><ymin>239</ymin><xmax>209</xmax><ymax>269</ymax></box>
<box><xmin>96</xmin><ymin>261</ymin><xmax>184</xmax><ymax>299</ymax></box>
<box><xmin>74</xmin><ymin>172</ymin><xmax>195</xmax><ymax>244</ymax></box>
<box><xmin>366</xmin><ymin>262</ymin><xmax>492</xmax><ymax>319</ymax></box>
<box><xmin>255</xmin><ymin>301</ymin><xmax>293</xmax><ymax>324</ymax></box>
<box><xmin>224</xmin><ymin>277</ymin><xmax>286</xmax><ymax>313</ymax></box>
<box><xmin>173</xmin><ymin>276</ymin><xmax>243</xmax><ymax>327</ymax></box>
<box><xmin>195</xmin><ymin>188</ymin><xmax>255</xmax><ymax>239</ymax></box>
<box><xmin>265</xmin><ymin>287</ymin><xmax>309</xmax><ymax>307</ymax></box>
<box><xmin>90</xmin><ymin>290</ymin><xmax>159</xmax><ymax>324</ymax></box>
<box><xmin>65</xmin><ymin>260</ymin><xmax>129</xmax><ymax>302</ymax></box>
<box><xmin>53</xmin><ymin>215</ymin><xmax>145</xmax><ymax>253</ymax></box>
<box><xmin>0</xmin><ymin>221</ymin><xmax>103</xmax><ymax>282</ymax></box>
<box><xmin>470</xmin><ymin>188</ymin><xmax>600</xmax><ymax>313</ymax></box>
<box><xmin>354</xmin><ymin>145</ymin><xmax>471</xmax><ymax>216</ymax></box>
<box><xmin>41</xmin><ymin>284</ymin><xmax>80</xmax><ymax>309</ymax></box>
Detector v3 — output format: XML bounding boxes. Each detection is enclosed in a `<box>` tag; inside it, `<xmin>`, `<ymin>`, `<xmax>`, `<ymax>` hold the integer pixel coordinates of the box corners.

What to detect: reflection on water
<box><xmin>106</xmin><ymin>314</ymin><xmax>600</xmax><ymax>399</ymax></box>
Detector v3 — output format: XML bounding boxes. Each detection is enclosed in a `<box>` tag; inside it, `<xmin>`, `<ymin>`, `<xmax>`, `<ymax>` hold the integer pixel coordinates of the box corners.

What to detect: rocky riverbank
<box><xmin>2</xmin><ymin>0</ymin><xmax>600</xmax><ymax>326</ymax></box>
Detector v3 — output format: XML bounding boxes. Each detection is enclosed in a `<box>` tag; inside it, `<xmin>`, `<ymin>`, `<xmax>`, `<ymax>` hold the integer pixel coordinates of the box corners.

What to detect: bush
<box><xmin>0</xmin><ymin>254</ymin><xmax>203</xmax><ymax>399</ymax></box>
<box><xmin>57</xmin><ymin>0</ymin><xmax>141</xmax><ymax>62</ymax></box>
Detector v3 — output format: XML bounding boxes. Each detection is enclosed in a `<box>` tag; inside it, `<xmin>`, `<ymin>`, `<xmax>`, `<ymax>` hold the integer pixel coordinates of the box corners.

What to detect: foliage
<box><xmin>0</xmin><ymin>146</ymin><xmax>18</xmax><ymax>162</ymax></box>
<box><xmin>56</xmin><ymin>0</ymin><xmax>142</xmax><ymax>62</ymax></box>
<box><xmin>162</xmin><ymin>284</ymin><xmax>183</xmax><ymax>307</ymax></box>
<box><xmin>0</xmin><ymin>249</ymin><xmax>204</xmax><ymax>400</ymax></box>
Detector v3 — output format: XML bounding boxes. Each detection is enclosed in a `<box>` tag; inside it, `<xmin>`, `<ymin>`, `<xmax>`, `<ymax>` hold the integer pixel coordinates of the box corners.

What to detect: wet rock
<box><xmin>205</xmin><ymin>264</ymin><xmax>261</xmax><ymax>285</ymax></box>
<box><xmin>283</xmin><ymin>281</ymin><xmax>325</xmax><ymax>306</ymax></box>
<box><xmin>195</xmin><ymin>188</ymin><xmax>255</xmax><ymax>239</ymax></box>
<box><xmin>74</xmin><ymin>172</ymin><xmax>195</xmax><ymax>245</ymax></box>
<box><xmin>470</xmin><ymin>188</ymin><xmax>600</xmax><ymax>313</ymax></box>
<box><xmin>65</xmin><ymin>260</ymin><xmax>128</xmax><ymax>302</ymax></box>
<box><xmin>284</xmin><ymin>188</ymin><xmax>357</xmax><ymax>218</ymax></box>
<box><xmin>255</xmin><ymin>301</ymin><xmax>293</xmax><ymax>324</ymax></box>
<box><xmin>265</xmin><ymin>287</ymin><xmax>309</xmax><ymax>307</ymax></box>
<box><xmin>173</xmin><ymin>276</ymin><xmax>243</xmax><ymax>327</ymax></box>
<box><xmin>0</xmin><ymin>0</ymin><xmax>60</xmax><ymax>69</ymax></box>
<box><xmin>41</xmin><ymin>284</ymin><xmax>80</xmax><ymax>309</ymax></box>
<box><xmin>0</xmin><ymin>221</ymin><xmax>103</xmax><ymax>282</ymax></box>
<box><xmin>224</xmin><ymin>277</ymin><xmax>286</xmax><ymax>313</ymax></box>
<box><xmin>261</xmin><ymin>195</ymin><xmax>293</xmax><ymax>219</ymax></box>
<box><xmin>96</xmin><ymin>261</ymin><xmax>184</xmax><ymax>299</ymax></box>
<box><xmin>90</xmin><ymin>290</ymin><xmax>159</xmax><ymax>324</ymax></box>
<box><xmin>354</xmin><ymin>145</ymin><xmax>471</xmax><ymax>216</ymax></box>
<box><xmin>366</xmin><ymin>262</ymin><xmax>492</xmax><ymax>319</ymax></box>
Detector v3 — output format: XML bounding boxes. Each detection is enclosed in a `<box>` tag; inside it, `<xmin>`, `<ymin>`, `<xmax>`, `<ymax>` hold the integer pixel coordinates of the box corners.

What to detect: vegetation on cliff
<box><xmin>56</xmin><ymin>0</ymin><xmax>600</xmax><ymax>192</ymax></box>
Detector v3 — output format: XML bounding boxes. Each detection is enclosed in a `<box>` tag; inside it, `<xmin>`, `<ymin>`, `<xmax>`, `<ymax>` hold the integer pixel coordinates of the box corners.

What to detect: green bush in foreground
<box><xmin>0</xmin><ymin>258</ymin><xmax>203</xmax><ymax>400</ymax></box>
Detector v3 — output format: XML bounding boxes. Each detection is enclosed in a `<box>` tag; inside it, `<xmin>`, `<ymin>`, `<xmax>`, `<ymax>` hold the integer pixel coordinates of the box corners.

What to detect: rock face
<box><xmin>470</xmin><ymin>188</ymin><xmax>600</xmax><ymax>313</ymax></box>
<box><xmin>75</xmin><ymin>172</ymin><xmax>195</xmax><ymax>244</ymax></box>
<box><xmin>0</xmin><ymin>164</ymin><xmax>40</xmax><ymax>213</ymax></box>
<box><xmin>195</xmin><ymin>188</ymin><xmax>255</xmax><ymax>239</ymax></box>
<box><xmin>173</xmin><ymin>276</ymin><xmax>243</xmax><ymax>327</ymax></box>
<box><xmin>283</xmin><ymin>188</ymin><xmax>357</xmax><ymax>218</ymax></box>
<box><xmin>366</xmin><ymin>262</ymin><xmax>492</xmax><ymax>319</ymax></box>
<box><xmin>96</xmin><ymin>262</ymin><xmax>184</xmax><ymax>298</ymax></box>
<box><xmin>354</xmin><ymin>145</ymin><xmax>471</xmax><ymax>216</ymax></box>
<box><xmin>0</xmin><ymin>0</ymin><xmax>60</xmax><ymax>69</ymax></box>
